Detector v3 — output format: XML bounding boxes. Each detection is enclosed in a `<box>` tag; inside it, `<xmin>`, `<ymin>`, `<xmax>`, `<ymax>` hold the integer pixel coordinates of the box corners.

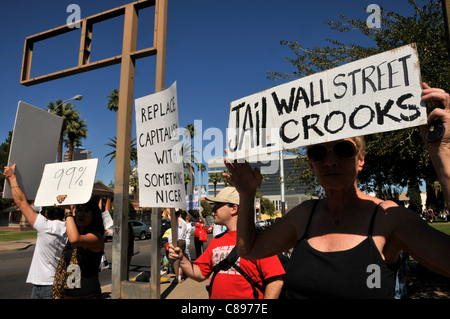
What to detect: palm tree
<box><xmin>180</xmin><ymin>142</ymin><xmax>198</xmax><ymax>195</ymax></box>
<box><xmin>64</xmin><ymin>116</ymin><xmax>88</xmax><ymax>161</ymax></box>
<box><xmin>184</xmin><ymin>173</ymin><xmax>191</xmax><ymax>194</ymax></box>
<box><xmin>196</xmin><ymin>163</ymin><xmax>207</xmax><ymax>194</ymax></box>
<box><xmin>104</xmin><ymin>136</ymin><xmax>137</xmax><ymax>164</ymax></box>
<box><xmin>208</xmin><ymin>173</ymin><xmax>222</xmax><ymax>196</ymax></box>
<box><xmin>107</xmin><ymin>89</ymin><xmax>119</xmax><ymax>113</ymax></box>
<box><xmin>184</xmin><ymin>123</ymin><xmax>197</xmax><ymax>194</ymax></box>
<box><xmin>46</xmin><ymin>99</ymin><xmax>80</xmax><ymax>162</ymax></box>
<box><xmin>221</xmin><ymin>169</ymin><xmax>233</xmax><ymax>187</ymax></box>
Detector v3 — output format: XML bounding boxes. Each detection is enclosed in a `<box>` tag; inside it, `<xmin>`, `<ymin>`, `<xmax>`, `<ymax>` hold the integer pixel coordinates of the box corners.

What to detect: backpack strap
<box><xmin>205</xmin><ymin>246</ymin><xmax>264</xmax><ymax>299</ymax></box>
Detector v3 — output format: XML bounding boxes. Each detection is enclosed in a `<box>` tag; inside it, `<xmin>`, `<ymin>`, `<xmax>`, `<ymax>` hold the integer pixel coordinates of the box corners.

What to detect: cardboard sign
<box><xmin>3</xmin><ymin>101</ymin><xmax>63</xmax><ymax>200</ymax></box>
<box><xmin>227</xmin><ymin>44</ymin><xmax>426</xmax><ymax>159</ymax></box>
<box><xmin>135</xmin><ymin>82</ymin><xmax>187</xmax><ymax>210</ymax></box>
<box><xmin>34</xmin><ymin>158</ymin><xmax>98</xmax><ymax>206</ymax></box>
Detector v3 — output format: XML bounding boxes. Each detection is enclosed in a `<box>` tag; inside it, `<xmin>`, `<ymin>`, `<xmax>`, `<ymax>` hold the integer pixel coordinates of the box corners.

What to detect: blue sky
<box><xmin>1</xmin><ymin>0</ymin><xmax>416</xmax><ymax>187</ymax></box>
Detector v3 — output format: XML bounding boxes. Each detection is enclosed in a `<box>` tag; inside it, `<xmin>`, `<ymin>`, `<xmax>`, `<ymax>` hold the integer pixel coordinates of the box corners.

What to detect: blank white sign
<box><xmin>3</xmin><ymin>101</ymin><xmax>63</xmax><ymax>200</ymax></box>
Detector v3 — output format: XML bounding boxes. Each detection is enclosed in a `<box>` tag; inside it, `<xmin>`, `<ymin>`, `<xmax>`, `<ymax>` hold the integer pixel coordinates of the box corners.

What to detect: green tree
<box><xmin>107</xmin><ymin>89</ymin><xmax>119</xmax><ymax>113</ymax></box>
<box><xmin>104</xmin><ymin>136</ymin><xmax>137</xmax><ymax>164</ymax></box>
<box><xmin>196</xmin><ymin>162</ymin><xmax>207</xmax><ymax>191</ymax></box>
<box><xmin>46</xmin><ymin>99</ymin><xmax>81</xmax><ymax>162</ymax></box>
<box><xmin>184</xmin><ymin>123</ymin><xmax>197</xmax><ymax>194</ymax></box>
<box><xmin>261</xmin><ymin>197</ymin><xmax>276</xmax><ymax>217</ymax></box>
<box><xmin>208</xmin><ymin>173</ymin><xmax>222</xmax><ymax>196</ymax></box>
<box><xmin>184</xmin><ymin>173</ymin><xmax>191</xmax><ymax>194</ymax></box>
<box><xmin>0</xmin><ymin>131</ymin><xmax>12</xmax><ymax>194</ymax></box>
<box><xmin>407</xmin><ymin>177</ymin><xmax>423</xmax><ymax>213</ymax></box>
<box><xmin>64</xmin><ymin>115</ymin><xmax>88</xmax><ymax>161</ymax></box>
<box><xmin>269</xmin><ymin>0</ymin><xmax>450</xmax><ymax>198</ymax></box>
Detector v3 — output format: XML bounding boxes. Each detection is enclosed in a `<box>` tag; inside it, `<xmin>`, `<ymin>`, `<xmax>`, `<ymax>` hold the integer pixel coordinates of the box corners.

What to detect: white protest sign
<box><xmin>227</xmin><ymin>44</ymin><xmax>427</xmax><ymax>159</ymax></box>
<box><xmin>135</xmin><ymin>82</ymin><xmax>187</xmax><ymax>210</ymax></box>
<box><xmin>3</xmin><ymin>101</ymin><xmax>63</xmax><ymax>200</ymax></box>
<box><xmin>34</xmin><ymin>158</ymin><xmax>98</xmax><ymax>206</ymax></box>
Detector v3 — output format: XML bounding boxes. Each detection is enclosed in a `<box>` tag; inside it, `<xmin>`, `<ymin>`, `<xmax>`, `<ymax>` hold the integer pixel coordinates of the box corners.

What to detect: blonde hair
<box><xmin>352</xmin><ymin>136</ymin><xmax>366</xmax><ymax>157</ymax></box>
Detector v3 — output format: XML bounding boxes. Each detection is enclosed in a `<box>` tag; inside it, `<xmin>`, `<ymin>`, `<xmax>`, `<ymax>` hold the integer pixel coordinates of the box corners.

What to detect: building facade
<box><xmin>207</xmin><ymin>153</ymin><xmax>315</xmax><ymax>214</ymax></box>
<box><xmin>63</xmin><ymin>148</ymin><xmax>93</xmax><ymax>162</ymax></box>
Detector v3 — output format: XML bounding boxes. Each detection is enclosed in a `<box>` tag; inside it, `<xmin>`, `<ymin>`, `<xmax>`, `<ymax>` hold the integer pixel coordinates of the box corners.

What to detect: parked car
<box><xmin>131</xmin><ymin>220</ymin><xmax>150</xmax><ymax>240</ymax></box>
<box><xmin>205</xmin><ymin>225</ymin><xmax>213</xmax><ymax>234</ymax></box>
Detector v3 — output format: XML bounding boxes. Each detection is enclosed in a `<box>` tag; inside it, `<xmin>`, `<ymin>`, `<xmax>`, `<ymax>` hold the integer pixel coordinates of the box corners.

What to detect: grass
<box><xmin>429</xmin><ymin>220</ymin><xmax>450</xmax><ymax>236</ymax></box>
<box><xmin>0</xmin><ymin>230</ymin><xmax>37</xmax><ymax>241</ymax></box>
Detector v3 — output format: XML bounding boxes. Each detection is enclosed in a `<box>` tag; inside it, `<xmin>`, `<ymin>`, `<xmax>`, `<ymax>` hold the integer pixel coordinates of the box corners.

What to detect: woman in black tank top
<box><xmin>53</xmin><ymin>199</ymin><xmax>105</xmax><ymax>299</ymax></box>
<box><xmin>224</xmin><ymin>84</ymin><xmax>450</xmax><ymax>298</ymax></box>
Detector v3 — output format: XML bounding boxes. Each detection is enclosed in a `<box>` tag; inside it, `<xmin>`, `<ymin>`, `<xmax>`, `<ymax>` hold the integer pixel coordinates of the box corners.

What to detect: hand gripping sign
<box><xmin>226</xmin><ymin>44</ymin><xmax>426</xmax><ymax>159</ymax></box>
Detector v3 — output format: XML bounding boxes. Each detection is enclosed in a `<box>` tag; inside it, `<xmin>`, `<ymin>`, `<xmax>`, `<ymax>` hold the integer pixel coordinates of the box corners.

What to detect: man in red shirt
<box><xmin>168</xmin><ymin>187</ymin><xmax>285</xmax><ymax>299</ymax></box>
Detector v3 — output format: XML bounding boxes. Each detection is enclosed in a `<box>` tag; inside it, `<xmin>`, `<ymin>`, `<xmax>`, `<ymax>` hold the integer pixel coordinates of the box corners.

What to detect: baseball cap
<box><xmin>205</xmin><ymin>187</ymin><xmax>240</xmax><ymax>206</ymax></box>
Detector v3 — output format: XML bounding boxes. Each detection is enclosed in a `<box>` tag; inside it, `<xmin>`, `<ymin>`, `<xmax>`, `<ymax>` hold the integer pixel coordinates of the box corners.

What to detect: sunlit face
<box><xmin>75</xmin><ymin>205</ymin><xmax>93</xmax><ymax>229</ymax></box>
<box><xmin>211</xmin><ymin>202</ymin><xmax>237</xmax><ymax>226</ymax></box>
<box><xmin>309</xmin><ymin>138</ymin><xmax>365</xmax><ymax>190</ymax></box>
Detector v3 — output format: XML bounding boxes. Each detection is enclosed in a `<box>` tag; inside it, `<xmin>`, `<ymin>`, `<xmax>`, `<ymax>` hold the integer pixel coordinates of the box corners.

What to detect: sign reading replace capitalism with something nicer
<box><xmin>135</xmin><ymin>82</ymin><xmax>187</xmax><ymax>210</ymax></box>
<box><xmin>227</xmin><ymin>44</ymin><xmax>427</xmax><ymax>159</ymax></box>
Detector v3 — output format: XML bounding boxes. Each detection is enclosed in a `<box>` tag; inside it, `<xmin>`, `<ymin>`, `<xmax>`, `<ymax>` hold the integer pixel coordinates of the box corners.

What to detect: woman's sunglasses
<box><xmin>75</xmin><ymin>209</ymin><xmax>92</xmax><ymax>216</ymax></box>
<box><xmin>307</xmin><ymin>140</ymin><xmax>358</xmax><ymax>163</ymax></box>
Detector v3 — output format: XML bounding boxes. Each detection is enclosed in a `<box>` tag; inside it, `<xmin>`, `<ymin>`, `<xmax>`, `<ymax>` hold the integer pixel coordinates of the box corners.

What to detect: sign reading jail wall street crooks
<box><xmin>34</xmin><ymin>158</ymin><xmax>98</xmax><ymax>206</ymax></box>
<box><xmin>135</xmin><ymin>82</ymin><xmax>187</xmax><ymax>210</ymax></box>
<box><xmin>227</xmin><ymin>44</ymin><xmax>427</xmax><ymax>159</ymax></box>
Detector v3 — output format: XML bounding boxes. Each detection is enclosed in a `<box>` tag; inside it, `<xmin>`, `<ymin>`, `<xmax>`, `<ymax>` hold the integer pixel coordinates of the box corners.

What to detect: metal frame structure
<box><xmin>20</xmin><ymin>0</ymin><xmax>168</xmax><ymax>299</ymax></box>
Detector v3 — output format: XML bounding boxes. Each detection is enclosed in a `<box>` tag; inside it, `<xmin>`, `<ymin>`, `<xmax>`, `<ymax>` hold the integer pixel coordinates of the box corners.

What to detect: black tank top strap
<box><xmin>301</xmin><ymin>200</ymin><xmax>319</xmax><ymax>240</ymax></box>
<box><xmin>368</xmin><ymin>202</ymin><xmax>382</xmax><ymax>236</ymax></box>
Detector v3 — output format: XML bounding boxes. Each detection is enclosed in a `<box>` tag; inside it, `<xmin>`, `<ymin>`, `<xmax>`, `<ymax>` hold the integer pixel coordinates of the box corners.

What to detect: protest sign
<box><xmin>3</xmin><ymin>101</ymin><xmax>63</xmax><ymax>200</ymax></box>
<box><xmin>135</xmin><ymin>82</ymin><xmax>187</xmax><ymax>210</ymax></box>
<box><xmin>227</xmin><ymin>44</ymin><xmax>426</xmax><ymax>159</ymax></box>
<box><xmin>186</xmin><ymin>194</ymin><xmax>199</xmax><ymax>210</ymax></box>
<box><xmin>34</xmin><ymin>158</ymin><xmax>98</xmax><ymax>206</ymax></box>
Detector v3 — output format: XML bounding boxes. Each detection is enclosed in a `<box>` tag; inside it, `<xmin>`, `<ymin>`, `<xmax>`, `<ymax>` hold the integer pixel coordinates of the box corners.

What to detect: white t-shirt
<box><xmin>177</xmin><ymin>218</ymin><xmax>187</xmax><ymax>241</ymax></box>
<box><xmin>26</xmin><ymin>214</ymin><xmax>67</xmax><ymax>285</ymax></box>
<box><xmin>185</xmin><ymin>222</ymin><xmax>192</xmax><ymax>246</ymax></box>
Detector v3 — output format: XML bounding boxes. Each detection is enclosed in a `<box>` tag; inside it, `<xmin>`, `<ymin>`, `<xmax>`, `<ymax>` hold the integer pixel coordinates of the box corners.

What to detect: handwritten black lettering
<box><xmin>302</xmin><ymin>114</ymin><xmax>324</xmax><ymax>139</ymax></box>
<box><xmin>398</xmin><ymin>54</ymin><xmax>412</xmax><ymax>86</ymax></box>
<box><xmin>324</xmin><ymin>111</ymin><xmax>346</xmax><ymax>134</ymax></box>
<box><xmin>362</xmin><ymin>65</ymin><xmax>377</xmax><ymax>94</ymax></box>
<box><xmin>280</xmin><ymin>119</ymin><xmax>299</xmax><ymax>143</ymax></box>
<box><xmin>397</xmin><ymin>93</ymin><xmax>421</xmax><ymax>121</ymax></box>
<box><xmin>375</xmin><ymin>99</ymin><xmax>401</xmax><ymax>125</ymax></box>
<box><xmin>333</xmin><ymin>73</ymin><xmax>347</xmax><ymax>99</ymax></box>
<box><xmin>349</xmin><ymin>105</ymin><xmax>375</xmax><ymax>130</ymax></box>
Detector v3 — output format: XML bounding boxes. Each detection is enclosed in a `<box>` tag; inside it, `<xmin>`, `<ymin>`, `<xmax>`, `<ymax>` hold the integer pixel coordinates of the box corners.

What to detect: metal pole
<box><xmin>149</xmin><ymin>0</ymin><xmax>168</xmax><ymax>299</ymax></box>
<box><xmin>155</xmin><ymin>0</ymin><xmax>168</xmax><ymax>93</ymax></box>
<box><xmin>150</xmin><ymin>207</ymin><xmax>161</xmax><ymax>298</ymax></box>
<box><xmin>111</xmin><ymin>2</ymin><xmax>138</xmax><ymax>299</ymax></box>
<box><xmin>280</xmin><ymin>150</ymin><xmax>286</xmax><ymax>216</ymax></box>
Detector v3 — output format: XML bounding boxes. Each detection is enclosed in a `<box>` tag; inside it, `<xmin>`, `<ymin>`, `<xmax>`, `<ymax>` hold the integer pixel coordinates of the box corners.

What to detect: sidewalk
<box><xmin>0</xmin><ymin>239</ymin><xmax>36</xmax><ymax>252</ymax></box>
<box><xmin>101</xmin><ymin>276</ymin><xmax>209</xmax><ymax>299</ymax></box>
<box><xmin>0</xmin><ymin>239</ymin><xmax>209</xmax><ymax>299</ymax></box>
